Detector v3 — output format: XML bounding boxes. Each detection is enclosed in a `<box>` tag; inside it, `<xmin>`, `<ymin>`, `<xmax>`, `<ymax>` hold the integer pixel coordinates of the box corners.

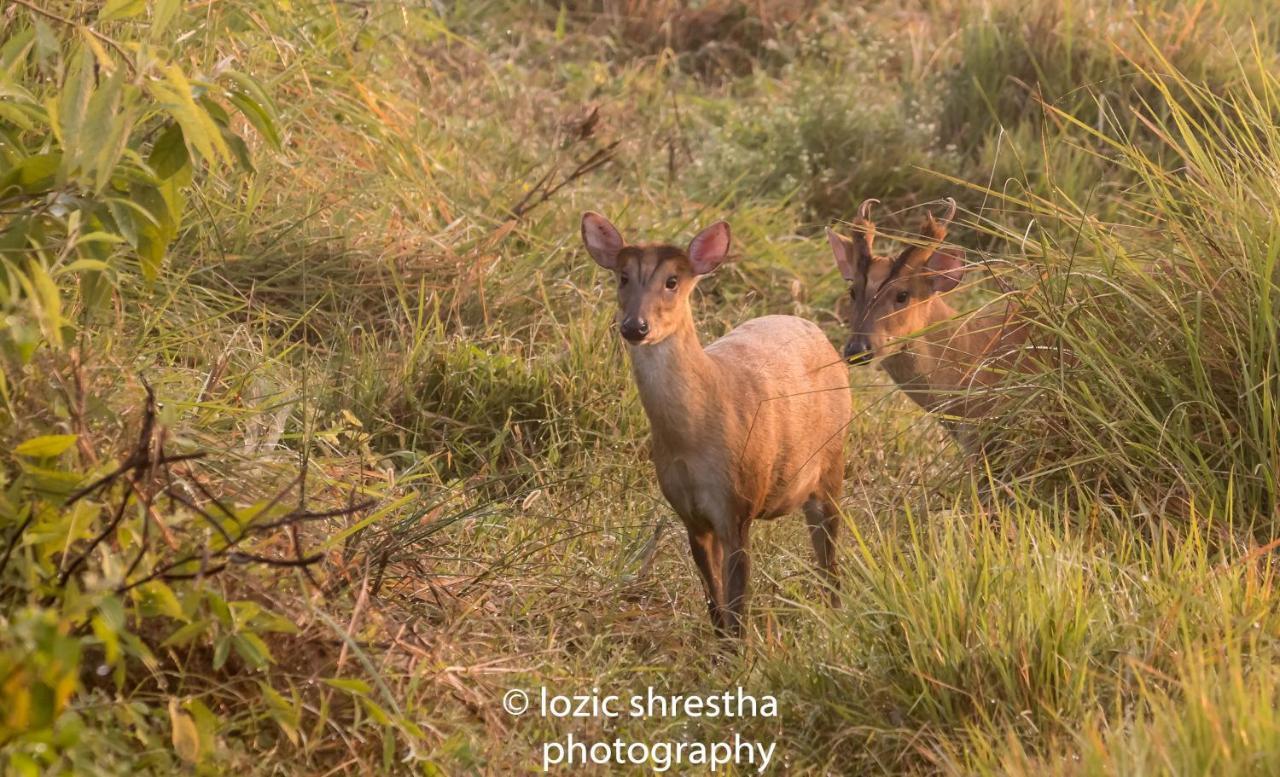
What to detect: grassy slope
<box><xmin>3</xmin><ymin>0</ymin><xmax>1279</xmax><ymax>773</ymax></box>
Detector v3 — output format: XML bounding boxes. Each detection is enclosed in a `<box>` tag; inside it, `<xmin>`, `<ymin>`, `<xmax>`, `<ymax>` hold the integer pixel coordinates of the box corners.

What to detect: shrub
<box><xmin>0</xmin><ymin>4</ymin><xmax>276</xmax><ymax>363</ymax></box>
<box><xmin>988</xmin><ymin>50</ymin><xmax>1279</xmax><ymax>526</ymax></box>
<box><xmin>693</xmin><ymin>65</ymin><xmax>962</xmax><ymax>223</ymax></box>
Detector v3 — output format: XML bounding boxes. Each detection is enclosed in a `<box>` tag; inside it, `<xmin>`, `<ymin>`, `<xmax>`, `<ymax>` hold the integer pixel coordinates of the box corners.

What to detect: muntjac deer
<box><xmin>826</xmin><ymin>199</ymin><xmax>1031</xmax><ymax>450</ymax></box>
<box><xmin>581</xmin><ymin>212</ymin><xmax>851</xmax><ymax>638</ymax></box>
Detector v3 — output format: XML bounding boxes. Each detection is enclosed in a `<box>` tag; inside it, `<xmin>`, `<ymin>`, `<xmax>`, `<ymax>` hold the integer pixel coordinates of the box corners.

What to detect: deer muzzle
<box><xmin>843</xmin><ymin>336</ymin><xmax>872</xmax><ymax>366</ymax></box>
<box><xmin>620</xmin><ymin>317</ymin><xmax>650</xmax><ymax>343</ymax></box>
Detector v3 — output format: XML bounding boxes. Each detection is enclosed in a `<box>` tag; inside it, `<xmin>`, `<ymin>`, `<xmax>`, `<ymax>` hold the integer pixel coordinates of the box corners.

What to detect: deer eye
<box><xmin>665</xmin><ymin>275</ymin><xmax>678</xmax><ymax>290</ymax></box>
<box><xmin>895</xmin><ymin>290</ymin><xmax>910</xmax><ymax>304</ymax></box>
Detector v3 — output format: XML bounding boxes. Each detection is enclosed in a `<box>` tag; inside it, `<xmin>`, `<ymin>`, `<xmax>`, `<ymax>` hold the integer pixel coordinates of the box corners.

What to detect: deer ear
<box><xmin>926</xmin><ymin>248</ymin><xmax>965</xmax><ymax>293</ymax></box>
<box><xmin>581</xmin><ymin>211</ymin><xmax>625</xmax><ymax>269</ymax></box>
<box><xmin>826</xmin><ymin>228</ymin><xmax>856</xmax><ymax>281</ymax></box>
<box><xmin>687</xmin><ymin>221</ymin><xmax>731</xmax><ymax>275</ymax></box>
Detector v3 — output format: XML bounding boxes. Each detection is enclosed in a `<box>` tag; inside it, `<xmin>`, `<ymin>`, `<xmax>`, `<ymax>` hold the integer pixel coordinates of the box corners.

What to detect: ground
<box><xmin>1</xmin><ymin>0</ymin><xmax>1279</xmax><ymax>774</ymax></box>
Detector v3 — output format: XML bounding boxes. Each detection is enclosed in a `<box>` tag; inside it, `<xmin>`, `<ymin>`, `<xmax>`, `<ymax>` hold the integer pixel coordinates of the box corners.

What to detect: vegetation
<box><xmin>0</xmin><ymin>0</ymin><xmax>1276</xmax><ymax>773</ymax></box>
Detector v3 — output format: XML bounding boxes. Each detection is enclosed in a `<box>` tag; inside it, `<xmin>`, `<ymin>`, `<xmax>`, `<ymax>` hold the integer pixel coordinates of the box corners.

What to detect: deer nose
<box><xmin>843</xmin><ymin>338</ymin><xmax>872</xmax><ymax>366</ymax></box>
<box><xmin>620</xmin><ymin>317</ymin><xmax>650</xmax><ymax>343</ymax></box>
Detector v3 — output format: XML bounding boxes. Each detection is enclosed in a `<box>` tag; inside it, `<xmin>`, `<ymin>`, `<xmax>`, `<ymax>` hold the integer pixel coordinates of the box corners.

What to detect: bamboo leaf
<box><xmin>56</xmin><ymin>46</ymin><xmax>93</xmax><ymax>181</ymax></box>
<box><xmin>100</xmin><ymin>0</ymin><xmax>147</xmax><ymax>22</ymax></box>
<box><xmin>148</xmin><ymin>122</ymin><xmax>190</xmax><ymax>182</ymax></box>
<box><xmin>168</xmin><ymin>698</ymin><xmax>201</xmax><ymax>764</ymax></box>
<box><xmin>161</xmin><ymin>619</ymin><xmax>211</xmax><ymax>648</ymax></box>
<box><xmin>148</xmin><ymin>65</ymin><xmax>231</xmax><ymax>167</ymax></box>
<box><xmin>151</xmin><ymin>0</ymin><xmax>181</xmax><ymax>38</ymax></box>
<box><xmin>26</xmin><ymin>259</ymin><xmax>64</xmax><ymax>348</ymax></box>
<box><xmin>14</xmin><ymin>434</ymin><xmax>78</xmax><ymax>457</ymax></box>
<box><xmin>78</xmin><ymin>28</ymin><xmax>116</xmax><ymax>73</ymax></box>
<box><xmin>55</xmin><ymin>258</ymin><xmax>112</xmax><ymax>276</ymax></box>
<box><xmin>321</xmin><ymin>678</ymin><xmax>372</xmax><ymax>696</ymax></box>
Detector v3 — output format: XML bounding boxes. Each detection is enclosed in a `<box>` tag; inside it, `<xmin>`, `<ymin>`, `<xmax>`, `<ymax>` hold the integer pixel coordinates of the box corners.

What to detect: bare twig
<box><xmin>0</xmin><ymin>510</ymin><xmax>35</xmax><ymax>582</ymax></box>
<box><xmin>46</xmin><ymin>384</ymin><xmax>372</xmax><ymax>598</ymax></box>
<box><xmin>508</xmin><ymin>140</ymin><xmax>621</xmax><ymax>220</ymax></box>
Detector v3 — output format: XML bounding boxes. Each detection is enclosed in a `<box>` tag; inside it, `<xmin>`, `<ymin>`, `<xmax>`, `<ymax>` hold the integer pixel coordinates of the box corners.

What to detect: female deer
<box><xmin>582</xmin><ymin>212</ymin><xmax>850</xmax><ymax>637</ymax></box>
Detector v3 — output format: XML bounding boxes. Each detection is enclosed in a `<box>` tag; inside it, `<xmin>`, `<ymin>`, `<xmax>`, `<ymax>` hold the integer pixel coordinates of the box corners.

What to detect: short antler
<box><xmin>848</xmin><ymin>198</ymin><xmax>880</xmax><ymax>275</ymax></box>
<box><xmin>894</xmin><ymin>197</ymin><xmax>956</xmax><ymax>272</ymax></box>
<box><xmin>857</xmin><ymin>198</ymin><xmax>880</xmax><ymax>222</ymax></box>
<box><xmin>938</xmin><ymin>197</ymin><xmax>957</xmax><ymax>227</ymax></box>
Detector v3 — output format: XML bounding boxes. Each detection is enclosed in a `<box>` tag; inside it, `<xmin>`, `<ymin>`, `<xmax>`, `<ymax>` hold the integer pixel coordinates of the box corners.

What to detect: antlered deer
<box><xmin>826</xmin><ymin>198</ymin><xmax>1031</xmax><ymax>450</ymax></box>
<box><xmin>581</xmin><ymin>212</ymin><xmax>851</xmax><ymax>638</ymax></box>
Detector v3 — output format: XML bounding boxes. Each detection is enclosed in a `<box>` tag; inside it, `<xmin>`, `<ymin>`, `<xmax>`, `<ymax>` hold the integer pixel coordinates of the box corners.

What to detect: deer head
<box><xmin>827</xmin><ymin>198</ymin><xmax>965</xmax><ymax>364</ymax></box>
<box><xmin>581</xmin><ymin>212</ymin><xmax>731</xmax><ymax>345</ymax></box>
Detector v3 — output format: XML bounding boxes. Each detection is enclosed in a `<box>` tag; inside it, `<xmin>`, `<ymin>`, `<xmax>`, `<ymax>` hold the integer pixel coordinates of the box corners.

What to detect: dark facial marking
<box><xmin>617</xmin><ymin>246</ymin><xmax>689</xmax><ymax>284</ymax></box>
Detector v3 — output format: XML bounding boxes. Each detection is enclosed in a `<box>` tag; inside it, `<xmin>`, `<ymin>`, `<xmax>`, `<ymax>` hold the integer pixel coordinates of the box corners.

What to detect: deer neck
<box><xmin>881</xmin><ymin>295</ymin><xmax>960</xmax><ymax>405</ymax></box>
<box><xmin>626</xmin><ymin>312</ymin><xmax>716</xmax><ymax>448</ymax></box>
<box><xmin>882</xmin><ymin>294</ymin><xmax>1025</xmax><ymax>414</ymax></box>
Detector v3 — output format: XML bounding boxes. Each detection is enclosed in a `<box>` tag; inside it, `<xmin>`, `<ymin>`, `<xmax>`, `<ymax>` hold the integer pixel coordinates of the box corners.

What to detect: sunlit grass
<box><xmin>1</xmin><ymin>0</ymin><xmax>1278</xmax><ymax>773</ymax></box>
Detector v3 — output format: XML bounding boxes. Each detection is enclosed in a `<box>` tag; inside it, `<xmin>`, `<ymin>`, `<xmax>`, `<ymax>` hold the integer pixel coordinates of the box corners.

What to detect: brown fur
<box><xmin>828</xmin><ymin>200</ymin><xmax>1032</xmax><ymax>449</ymax></box>
<box><xmin>582</xmin><ymin>213</ymin><xmax>851</xmax><ymax>638</ymax></box>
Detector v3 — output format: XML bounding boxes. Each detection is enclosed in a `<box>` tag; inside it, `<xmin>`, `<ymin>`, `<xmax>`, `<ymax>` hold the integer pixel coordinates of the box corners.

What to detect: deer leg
<box><xmin>719</xmin><ymin>520</ymin><xmax>752</xmax><ymax>639</ymax></box>
<box><xmin>687</xmin><ymin>529</ymin><xmax>725</xmax><ymax>633</ymax></box>
<box><xmin>803</xmin><ymin>496</ymin><xmax>840</xmax><ymax>605</ymax></box>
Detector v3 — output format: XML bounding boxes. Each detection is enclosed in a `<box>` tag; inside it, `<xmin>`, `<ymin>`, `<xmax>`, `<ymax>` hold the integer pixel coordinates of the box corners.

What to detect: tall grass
<box><xmin>983</xmin><ymin>43</ymin><xmax>1280</xmax><ymax>525</ymax></box>
<box><xmin>3</xmin><ymin>0</ymin><xmax>1280</xmax><ymax>773</ymax></box>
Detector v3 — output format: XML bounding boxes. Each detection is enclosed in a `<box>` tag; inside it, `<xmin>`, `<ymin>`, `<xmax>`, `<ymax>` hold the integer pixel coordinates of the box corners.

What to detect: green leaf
<box><xmin>83</xmin><ymin>69</ymin><xmax>135</xmax><ymax>192</ymax></box>
<box><xmin>14</xmin><ymin>434</ymin><xmax>77</xmax><ymax>457</ymax></box>
<box><xmin>231</xmin><ymin>632</ymin><xmax>272</xmax><ymax>669</ymax></box>
<box><xmin>120</xmin><ymin>629</ymin><xmax>158</xmax><ymax>670</ymax></box>
<box><xmin>258</xmin><ymin>682</ymin><xmax>300</xmax><ymax>746</ymax></box>
<box><xmin>55</xmin><ymin>46</ymin><xmax>94</xmax><ymax>179</ymax></box>
<box><xmin>97</xmin><ymin>594</ymin><xmax>125</xmax><ymax>631</ymax></box>
<box><xmin>129</xmin><ymin>184</ymin><xmax>176</xmax><ymax>283</ymax></box>
<box><xmin>91</xmin><ymin>613</ymin><xmax>122</xmax><ymax>664</ymax></box>
<box><xmin>148</xmin><ymin>122</ymin><xmax>190</xmax><ymax>182</ymax></box>
<box><xmin>555</xmin><ymin>3</ymin><xmax>568</xmax><ymax>41</ymax></box>
<box><xmin>137</xmin><ymin>581</ymin><xmax>185</xmax><ymax>620</ymax></box>
<box><xmin>161</xmin><ymin>619</ymin><xmax>211</xmax><ymax>648</ymax></box>
<box><xmin>207</xmin><ymin>592</ymin><xmax>231</xmax><ymax>625</ymax></box>
<box><xmin>83</xmin><ymin>65</ymin><xmax>125</xmax><ymax>137</ymax></box>
<box><xmin>169</xmin><ymin>697</ymin><xmax>201</xmax><ymax>764</ymax></box>
<box><xmin>17</xmin><ymin>463</ymin><xmax>83</xmax><ymax>493</ymax></box>
<box><xmin>63</xmin><ymin>499</ymin><xmax>97</xmax><ymax>551</ymax></box>
<box><xmin>148</xmin><ymin>64</ymin><xmax>231</xmax><ymax>166</ymax></box>
<box><xmin>151</xmin><ymin>0</ymin><xmax>181</xmax><ymax>38</ymax></box>
<box><xmin>226</xmin><ymin>89</ymin><xmax>281</xmax><ymax>149</ymax></box>
<box><xmin>106</xmin><ymin>198</ymin><xmax>141</xmax><ymax>247</ymax></box>
<box><xmin>79</xmin><ymin>27</ymin><xmax>118</xmax><ymax>73</ymax></box>
<box><xmin>0</xmin><ymin>101</ymin><xmax>38</xmax><ymax>131</ymax></box>
<box><xmin>136</xmin><ymin>231</ymin><xmax>164</xmax><ymax>283</ymax></box>
<box><xmin>322</xmin><ymin>678</ymin><xmax>372</xmax><ymax>696</ymax></box>
<box><xmin>72</xmin><ymin>232</ymin><xmax>125</xmax><ymax>248</ymax></box>
<box><xmin>198</xmin><ymin>96</ymin><xmax>230</xmax><ymax>126</ymax></box>
<box><xmin>360</xmin><ymin>697</ymin><xmax>391</xmax><ymax>726</ymax></box>
<box><xmin>221</xmin><ymin>126</ymin><xmax>254</xmax><ymax>173</ymax></box>
<box><xmin>212</xmin><ymin>635</ymin><xmax>230</xmax><ymax>670</ymax></box>
<box><xmin>0</xmin><ymin>26</ymin><xmax>35</xmax><ymax>74</ymax></box>
<box><xmin>30</xmin><ymin>20</ymin><xmax>56</xmax><ymax>68</ymax></box>
<box><xmin>6</xmin><ymin>153</ymin><xmax>61</xmax><ymax>192</ymax></box>
<box><xmin>25</xmin><ymin>258</ymin><xmax>65</xmax><ymax>348</ymax></box>
<box><xmin>100</xmin><ymin>0</ymin><xmax>147</xmax><ymax>21</ymax></box>
<box><xmin>55</xmin><ymin>258</ymin><xmax>113</xmax><ymax>276</ymax></box>
<box><xmin>184</xmin><ymin>699</ymin><xmax>220</xmax><ymax>761</ymax></box>
<box><xmin>7</xmin><ymin>753</ymin><xmax>38</xmax><ymax>777</ymax></box>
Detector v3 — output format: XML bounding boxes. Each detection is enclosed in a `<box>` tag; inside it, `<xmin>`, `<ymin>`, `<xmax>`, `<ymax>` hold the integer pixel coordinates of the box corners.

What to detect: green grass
<box><xmin>1</xmin><ymin>0</ymin><xmax>1278</xmax><ymax>773</ymax></box>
